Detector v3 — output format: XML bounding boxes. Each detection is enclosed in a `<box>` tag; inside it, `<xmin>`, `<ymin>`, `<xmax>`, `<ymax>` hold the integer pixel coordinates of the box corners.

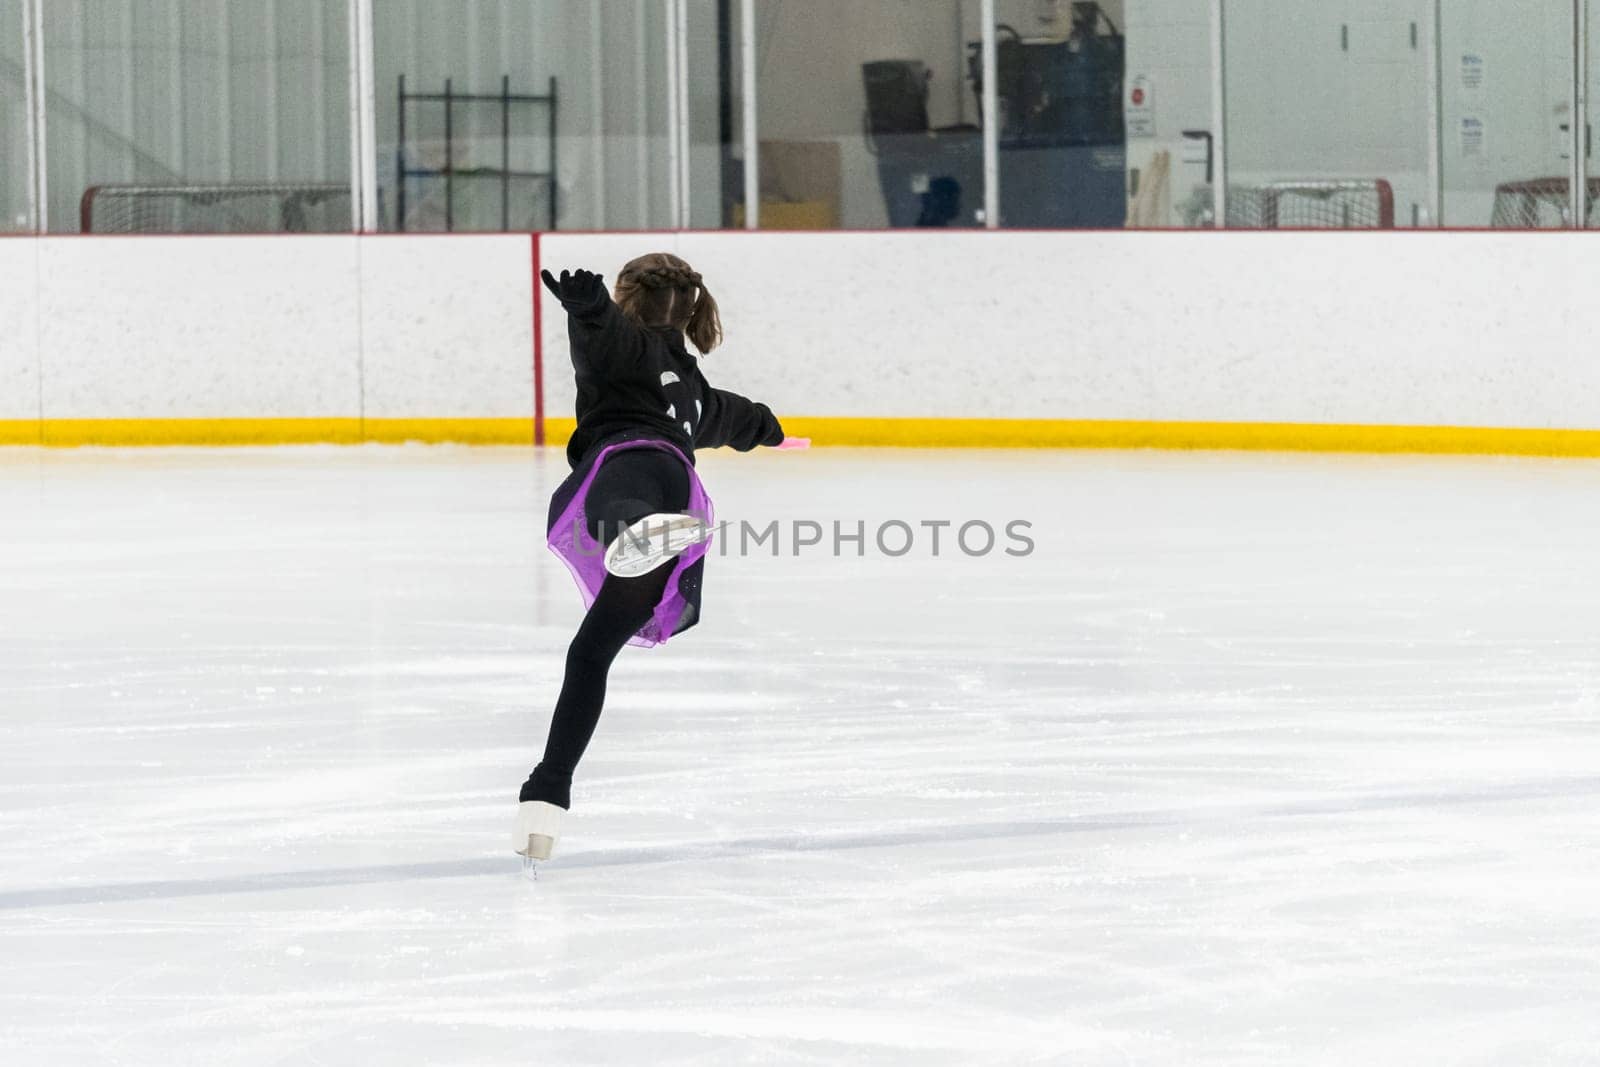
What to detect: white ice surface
<box><xmin>2</xmin><ymin>446</ymin><xmax>1599</xmax><ymax>1065</ymax></box>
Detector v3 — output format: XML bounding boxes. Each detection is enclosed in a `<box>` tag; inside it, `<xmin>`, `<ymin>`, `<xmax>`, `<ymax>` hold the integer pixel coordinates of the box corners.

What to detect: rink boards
<box><xmin>3</xmin><ymin>231</ymin><xmax>1600</xmax><ymax>454</ymax></box>
<box><xmin>0</xmin><ymin>235</ymin><xmax>535</xmax><ymax>447</ymax></box>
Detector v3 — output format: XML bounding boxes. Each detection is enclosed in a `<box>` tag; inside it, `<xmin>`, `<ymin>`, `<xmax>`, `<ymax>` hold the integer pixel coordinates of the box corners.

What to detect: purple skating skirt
<box><xmin>546</xmin><ymin>437</ymin><xmax>714</xmax><ymax>648</ymax></box>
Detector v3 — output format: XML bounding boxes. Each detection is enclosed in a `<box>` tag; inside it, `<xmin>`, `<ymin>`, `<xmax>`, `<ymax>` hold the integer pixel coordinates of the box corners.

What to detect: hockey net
<box><xmin>1490</xmin><ymin>178</ymin><xmax>1600</xmax><ymax>228</ymax></box>
<box><xmin>81</xmin><ymin>183</ymin><xmax>352</xmax><ymax>234</ymax></box>
<box><xmin>1226</xmin><ymin>179</ymin><xmax>1395</xmax><ymax>229</ymax></box>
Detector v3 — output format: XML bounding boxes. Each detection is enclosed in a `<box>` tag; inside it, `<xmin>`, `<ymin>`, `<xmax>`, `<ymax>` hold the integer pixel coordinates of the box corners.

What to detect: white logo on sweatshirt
<box><xmin>660</xmin><ymin>371</ymin><xmax>680</xmax><ymax>386</ymax></box>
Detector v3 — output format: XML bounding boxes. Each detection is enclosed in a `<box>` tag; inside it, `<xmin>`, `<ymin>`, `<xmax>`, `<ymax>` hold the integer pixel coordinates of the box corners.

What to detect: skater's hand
<box><xmin>775</xmin><ymin>436</ymin><xmax>810</xmax><ymax>451</ymax></box>
<box><xmin>540</xmin><ymin>268</ymin><xmax>608</xmax><ymax>312</ymax></box>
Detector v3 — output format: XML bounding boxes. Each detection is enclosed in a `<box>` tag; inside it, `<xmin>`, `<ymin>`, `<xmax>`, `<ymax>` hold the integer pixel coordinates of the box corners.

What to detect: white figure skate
<box><xmin>604</xmin><ymin>512</ymin><xmax>712</xmax><ymax>578</ymax></box>
<box><xmin>513</xmin><ymin>800</ymin><xmax>565</xmax><ymax>876</ymax></box>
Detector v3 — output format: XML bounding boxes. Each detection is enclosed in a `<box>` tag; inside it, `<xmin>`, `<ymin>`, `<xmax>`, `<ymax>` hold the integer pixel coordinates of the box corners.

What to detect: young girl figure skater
<box><xmin>515</xmin><ymin>253</ymin><xmax>804</xmax><ymax>868</ymax></box>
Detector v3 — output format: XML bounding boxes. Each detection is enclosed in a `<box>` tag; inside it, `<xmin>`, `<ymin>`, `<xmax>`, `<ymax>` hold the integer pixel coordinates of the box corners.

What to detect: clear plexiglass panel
<box><xmin>373</xmin><ymin>0</ymin><xmax>677</xmax><ymax>232</ymax></box>
<box><xmin>754</xmin><ymin>0</ymin><xmax>981</xmax><ymax>230</ymax></box>
<box><xmin>974</xmin><ymin>0</ymin><xmax>1130</xmax><ymax>228</ymax></box>
<box><xmin>1224</xmin><ymin>0</ymin><xmax>1432</xmax><ymax>229</ymax></box>
<box><xmin>1588</xmin><ymin>0</ymin><xmax>1600</xmax><ymax>227</ymax></box>
<box><xmin>42</xmin><ymin>0</ymin><xmax>352</xmax><ymax>234</ymax></box>
<box><xmin>1441</xmin><ymin>0</ymin><xmax>1576</xmax><ymax>227</ymax></box>
<box><xmin>1</xmin><ymin>0</ymin><xmax>32</xmax><ymax>231</ymax></box>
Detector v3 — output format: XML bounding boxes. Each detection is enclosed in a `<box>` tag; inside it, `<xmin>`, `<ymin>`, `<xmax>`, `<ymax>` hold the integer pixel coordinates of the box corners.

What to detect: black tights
<box><xmin>521</xmin><ymin>448</ymin><xmax>690</xmax><ymax>809</ymax></box>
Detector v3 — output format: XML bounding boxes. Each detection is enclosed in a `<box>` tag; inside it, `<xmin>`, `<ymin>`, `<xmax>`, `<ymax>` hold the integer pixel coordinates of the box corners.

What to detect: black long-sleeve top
<box><xmin>557</xmin><ymin>288</ymin><xmax>785</xmax><ymax>468</ymax></box>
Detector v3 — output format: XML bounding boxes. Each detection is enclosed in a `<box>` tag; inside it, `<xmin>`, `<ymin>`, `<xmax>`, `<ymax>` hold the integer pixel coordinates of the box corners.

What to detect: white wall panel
<box><xmin>0</xmin><ymin>240</ymin><xmax>39</xmax><ymax>420</ymax></box>
<box><xmin>37</xmin><ymin>236</ymin><xmax>361</xmax><ymax>419</ymax></box>
<box><xmin>547</xmin><ymin>230</ymin><xmax>1600</xmax><ymax>430</ymax></box>
<box><xmin>360</xmin><ymin>235</ymin><xmax>534</xmax><ymax>419</ymax></box>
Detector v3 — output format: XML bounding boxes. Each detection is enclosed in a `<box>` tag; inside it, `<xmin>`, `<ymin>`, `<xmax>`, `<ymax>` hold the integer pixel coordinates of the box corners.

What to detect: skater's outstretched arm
<box><xmin>541</xmin><ymin>267</ymin><xmax>645</xmax><ymax>374</ymax></box>
<box><xmin>695</xmin><ymin>386</ymin><xmax>785</xmax><ymax>452</ymax></box>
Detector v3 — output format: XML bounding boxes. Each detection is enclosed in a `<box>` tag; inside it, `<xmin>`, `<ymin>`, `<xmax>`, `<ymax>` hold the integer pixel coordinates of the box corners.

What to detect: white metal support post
<box><xmin>675</xmin><ymin>0</ymin><xmax>692</xmax><ymax>227</ymax></box>
<box><xmin>1425</xmin><ymin>0</ymin><xmax>1442</xmax><ymax>226</ymax></box>
<box><xmin>741</xmin><ymin>0</ymin><xmax>758</xmax><ymax>229</ymax></box>
<box><xmin>1210</xmin><ymin>0</ymin><xmax>1227</xmax><ymax>228</ymax></box>
<box><xmin>980</xmin><ymin>0</ymin><xmax>999</xmax><ymax>228</ymax></box>
<box><xmin>590</xmin><ymin>3</ymin><xmax>607</xmax><ymax>226</ymax></box>
<box><xmin>1575</xmin><ymin>0</ymin><xmax>1589</xmax><ymax>228</ymax></box>
<box><xmin>665</xmin><ymin>0</ymin><xmax>682</xmax><ymax>228</ymax></box>
<box><xmin>634</xmin><ymin>0</ymin><xmax>650</xmax><ymax>227</ymax></box>
<box><xmin>22</xmin><ymin>0</ymin><xmax>46</xmax><ymax>232</ymax></box>
<box><xmin>347</xmin><ymin>0</ymin><xmax>378</xmax><ymax>232</ymax></box>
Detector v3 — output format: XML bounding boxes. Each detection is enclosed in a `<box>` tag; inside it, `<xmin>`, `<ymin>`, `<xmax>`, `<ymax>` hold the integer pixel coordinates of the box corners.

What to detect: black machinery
<box><xmin>974</xmin><ymin>2</ymin><xmax>1125</xmax><ymax>147</ymax></box>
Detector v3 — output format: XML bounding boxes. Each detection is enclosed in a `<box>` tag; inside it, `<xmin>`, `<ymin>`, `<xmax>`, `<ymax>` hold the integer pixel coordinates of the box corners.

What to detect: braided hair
<box><xmin>613</xmin><ymin>252</ymin><xmax>723</xmax><ymax>354</ymax></box>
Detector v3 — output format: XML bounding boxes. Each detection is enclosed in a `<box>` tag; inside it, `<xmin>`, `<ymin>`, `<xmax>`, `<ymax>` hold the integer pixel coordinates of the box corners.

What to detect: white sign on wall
<box><xmin>1125</xmin><ymin>74</ymin><xmax>1155</xmax><ymax>138</ymax></box>
<box><xmin>1460</xmin><ymin>54</ymin><xmax>1485</xmax><ymax>92</ymax></box>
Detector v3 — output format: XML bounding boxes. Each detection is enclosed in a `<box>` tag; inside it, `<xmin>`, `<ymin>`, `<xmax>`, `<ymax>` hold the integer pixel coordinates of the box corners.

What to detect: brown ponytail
<box><xmin>613</xmin><ymin>252</ymin><xmax>723</xmax><ymax>354</ymax></box>
<box><xmin>684</xmin><ymin>284</ymin><xmax>723</xmax><ymax>356</ymax></box>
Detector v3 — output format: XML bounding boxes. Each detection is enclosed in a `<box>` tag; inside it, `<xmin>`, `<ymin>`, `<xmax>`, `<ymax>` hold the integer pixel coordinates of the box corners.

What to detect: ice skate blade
<box><xmin>604</xmin><ymin>513</ymin><xmax>710</xmax><ymax>579</ymax></box>
<box><xmin>518</xmin><ymin>835</ymin><xmax>553</xmax><ymax>881</ymax></box>
<box><xmin>517</xmin><ymin>833</ymin><xmax>556</xmax><ymax>863</ymax></box>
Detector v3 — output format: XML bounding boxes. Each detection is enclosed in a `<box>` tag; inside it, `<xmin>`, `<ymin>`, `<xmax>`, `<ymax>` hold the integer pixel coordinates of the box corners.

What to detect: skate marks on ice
<box><xmin>5</xmin><ymin>772</ymin><xmax>1597</xmax><ymax>911</ymax></box>
<box><xmin>0</xmin><ymin>857</ymin><xmax>511</xmax><ymax>911</ymax></box>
